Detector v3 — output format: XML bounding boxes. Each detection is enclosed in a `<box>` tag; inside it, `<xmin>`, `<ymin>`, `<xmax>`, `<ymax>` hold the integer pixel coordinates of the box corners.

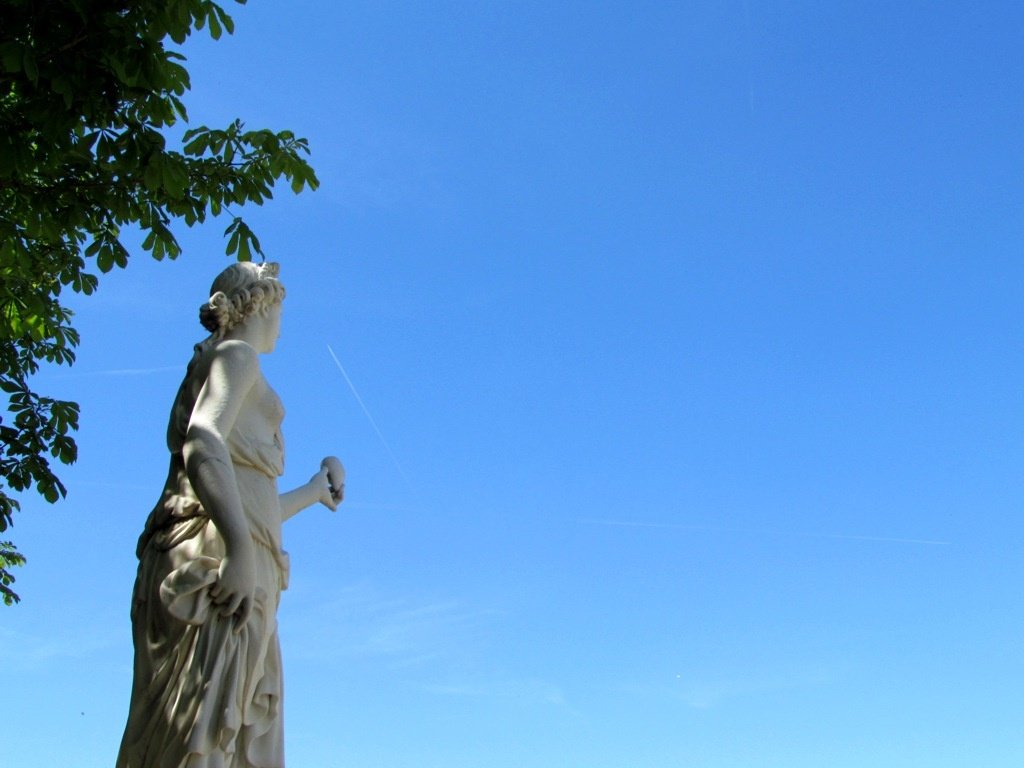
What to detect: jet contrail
<box><xmin>327</xmin><ymin>344</ymin><xmax>411</xmax><ymax>488</ymax></box>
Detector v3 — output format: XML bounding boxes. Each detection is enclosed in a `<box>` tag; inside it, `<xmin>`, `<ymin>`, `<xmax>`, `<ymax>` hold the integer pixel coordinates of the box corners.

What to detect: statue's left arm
<box><xmin>279</xmin><ymin>456</ymin><xmax>345</xmax><ymax>521</ymax></box>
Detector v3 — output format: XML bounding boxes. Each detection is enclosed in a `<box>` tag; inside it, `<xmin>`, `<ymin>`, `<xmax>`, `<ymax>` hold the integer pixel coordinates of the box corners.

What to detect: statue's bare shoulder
<box><xmin>199</xmin><ymin>340</ymin><xmax>260</xmax><ymax>398</ymax></box>
<box><xmin>209</xmin><ymin>338</ymin><xmax>259</xmax><ymax>373</ymax></box>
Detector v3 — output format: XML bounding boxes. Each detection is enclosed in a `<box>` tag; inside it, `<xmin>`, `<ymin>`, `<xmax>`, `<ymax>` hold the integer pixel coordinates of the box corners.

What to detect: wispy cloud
<box><xmin>285</xmin><ymin>583</ymin><xmax>577</xmax><ymax>716</ymax></box>
<box><xmin>674</xmin><ymin>665</ymin><xmax>836</xmax><ymax>710</ymax></box>
<box><xmin>0</xmin><ymin>625</ymin><xmax>122</xmax><ymax>672</ymax></box>
<box><xmin>49</xmin><ymin>364</ymin><xmax>182</xmax><ymax>378</ymax></box>
<box><xmin>339</xmin><ymin>501</ymin><xmax>417</xmax><ymax>512</ymax></box>
<box><xmin>613</xmin><ymin>664</ymin><xmax>837</xmax><ymax>710</ymax></box>
<box><xmin>424</xmin><ymin>677</ymin><xmax>571</xmax><ymax>709</ymax></box>
<box><xmin>71</xmin><ymin>479</ymin><xmax>154</xmax><ymax>492</ymax></box>
<box><xmin>286</xmin><ymin>582</ymin><xmax>496</xmax><ymax>668</ymax></box>
<box><xmin>578</xmin><ymin>517</ymin><xmax>952</xmax><ymax>546</ymax></box>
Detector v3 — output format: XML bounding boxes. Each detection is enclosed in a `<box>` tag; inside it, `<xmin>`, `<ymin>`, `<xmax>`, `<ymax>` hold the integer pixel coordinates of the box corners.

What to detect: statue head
<box><xmin>199</xmin><ymin>261</ymin><xmax>286</xmax><ymax>338</ymax></box>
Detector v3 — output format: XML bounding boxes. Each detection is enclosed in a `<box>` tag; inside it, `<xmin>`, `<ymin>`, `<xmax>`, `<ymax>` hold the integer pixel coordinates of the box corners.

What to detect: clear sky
<box><xmin>5</xmin><ymin>2</ymin><xmax>1023</xmax><ymax>766</ymax></box>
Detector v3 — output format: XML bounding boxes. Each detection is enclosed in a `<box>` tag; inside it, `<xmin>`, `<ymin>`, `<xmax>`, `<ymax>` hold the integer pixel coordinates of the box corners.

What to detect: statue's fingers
<box><xmin>234</xmin><ymin>596</ymin><xmax>252</xmax><ymax>632</ymax></box>
<box><xmin>316</xmin><ymin>466</ymin><xmax>330</xmax><ymax>491</ymax></box>
<box><xmin>221</xmin><ymin>591</ymin><xmax>243</xmax><ymax>617</ymax></box>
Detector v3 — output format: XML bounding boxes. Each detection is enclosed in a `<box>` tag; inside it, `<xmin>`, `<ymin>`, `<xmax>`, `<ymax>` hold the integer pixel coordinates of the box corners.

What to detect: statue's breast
<box><xmin>228</xmin><ymin>375</ymin><xmax>285</xmax><ymax>477</ymax></box>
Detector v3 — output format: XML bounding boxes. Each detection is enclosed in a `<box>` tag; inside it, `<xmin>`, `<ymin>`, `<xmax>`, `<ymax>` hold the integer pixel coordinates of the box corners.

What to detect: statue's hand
<box><xmin>211</xmin><ymin>548</ymin><xmax>257</xmax><ymax>630</ymax></box>
<box><xmin>317</xmin><ymin>456</ymin><xmax>346</xmax><ymax>511</ymax></box>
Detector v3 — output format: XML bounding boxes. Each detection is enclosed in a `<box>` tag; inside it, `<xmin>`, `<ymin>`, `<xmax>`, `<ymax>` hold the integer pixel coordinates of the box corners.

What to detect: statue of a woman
<box><xmin>117</xmin><ymin>262</ymin><xmax>344</xmax><ymax>768</ymax></box>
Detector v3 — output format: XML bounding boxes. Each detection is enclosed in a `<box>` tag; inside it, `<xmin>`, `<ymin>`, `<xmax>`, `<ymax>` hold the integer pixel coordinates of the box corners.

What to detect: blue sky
<box><xmin>5</xmin><ymin>2</ymin><xmax>1024</xmax><ymax>766</ymax></box>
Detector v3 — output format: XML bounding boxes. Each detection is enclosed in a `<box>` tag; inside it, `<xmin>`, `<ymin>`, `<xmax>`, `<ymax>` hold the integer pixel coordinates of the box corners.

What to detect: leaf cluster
<box><xmin>0</xmin><ymin>0</ymin><xmax>319</xmax><ymax>602</ymax></box>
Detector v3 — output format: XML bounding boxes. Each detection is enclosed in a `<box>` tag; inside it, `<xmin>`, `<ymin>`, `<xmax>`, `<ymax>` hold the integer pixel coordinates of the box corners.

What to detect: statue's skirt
<box><xmin>117</xmin><ymin>466</ymin><xmax>287</xmax><ymax>768</ymax></box>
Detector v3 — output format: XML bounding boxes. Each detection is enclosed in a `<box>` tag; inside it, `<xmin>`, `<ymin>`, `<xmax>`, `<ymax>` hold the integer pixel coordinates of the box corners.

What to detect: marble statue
<box><xmin>117</xmin><ymin>262</ymin><xmax>344</xmax><ymax>768</ymax></box>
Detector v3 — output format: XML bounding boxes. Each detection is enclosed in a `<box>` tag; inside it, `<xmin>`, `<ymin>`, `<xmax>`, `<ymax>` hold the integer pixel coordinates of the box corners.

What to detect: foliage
<box><xmin>0</xmin><ymin>0</ymin><xmax>319</xmax><ymax>603</ymax></box>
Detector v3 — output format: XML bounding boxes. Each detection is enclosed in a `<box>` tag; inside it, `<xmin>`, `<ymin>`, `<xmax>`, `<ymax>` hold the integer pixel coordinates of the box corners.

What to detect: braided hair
<box><xmin>198</xmin><ymin>262</ymin><xmax>286</xmax><ymax>337</ymax></box>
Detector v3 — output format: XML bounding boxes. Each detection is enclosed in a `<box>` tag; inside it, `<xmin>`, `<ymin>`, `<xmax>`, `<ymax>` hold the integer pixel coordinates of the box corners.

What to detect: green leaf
<box><xmin>144</xmin><ymin>157</ymin><xmax>163</xmax><ymax>191</ymax></box>
<box><xmin>0</xmin><ymin>43</ymin><xmax>21</xmax><ymax>72</ymax></box>
<box><xmin>208</xmin><ymin>11</ymin><xmax>223</xmax><ymax>40</ymax></box>
<box><xmin>96</xmin><ymin>248</ymin><xmax>114</xmax><ymax>273</ymax></box>
<box><xmin>213</xmin><ymin>3</ymin><xmax>236</xmax><ymax>35</ymax></box>
<box><xmin>162</xmin><ymin>158</ymin><xmax>188</xmax><ymax>197</ymax></box>
<box><xmin>0</xmin><ymin>0</ymin><xmax>318</xmax><ymax>604</ymax></box>
<box><xmin>21</xmin><ymin>49</ymin><xmax>38</xmax><ymax>82</ymax></box>
<box><xmin>238</xmin><ymin>235</ymin><xmax>252</xmax><ymax>261</ymax></box>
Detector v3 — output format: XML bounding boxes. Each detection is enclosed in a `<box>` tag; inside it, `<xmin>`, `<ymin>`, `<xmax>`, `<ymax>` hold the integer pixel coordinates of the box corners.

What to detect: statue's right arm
<box><xmin>182</xmin><ymin>340</ymin><xmax>259</xmax><ymax>626</ymax></box>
